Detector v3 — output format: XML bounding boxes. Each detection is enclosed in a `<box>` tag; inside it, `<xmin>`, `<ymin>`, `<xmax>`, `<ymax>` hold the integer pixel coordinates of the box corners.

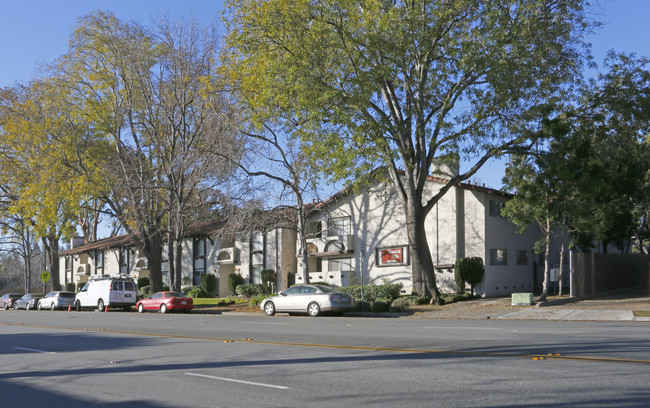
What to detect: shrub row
<box><xmin>339</xmin><ymin>282</ymin><xmax>403</xmax><ymax>303</ymax></box>
<box><xmin>235</xmin><ymin>283</ymin><xmax>268</xmax><ymax>297</ymax></box>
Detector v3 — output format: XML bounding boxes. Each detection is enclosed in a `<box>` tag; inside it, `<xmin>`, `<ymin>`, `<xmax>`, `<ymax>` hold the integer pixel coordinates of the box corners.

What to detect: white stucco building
<box><xmin>58</xmin><ymin>220</ymin><xmax>297</xmax><ymax>297</ymax></box>
<box><xmin>298</xmin><ymin>172</ymin><xmax>560</xmax><ymax>297</ymax></box>
<box><xmin>58</xmin><ymin>171</ymin><xmax>561</xmax><ymax>298</ymax></box>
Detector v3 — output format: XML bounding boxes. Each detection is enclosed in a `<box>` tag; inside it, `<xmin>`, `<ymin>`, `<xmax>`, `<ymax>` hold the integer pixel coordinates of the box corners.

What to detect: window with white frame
<box><xmin>95</xmin><ymin>250</ymin><xmax>103</xmax><ymax>275</ymax></box>
<box><xmin>327</xmin><ymin>217</ymin><xmax>350</xmax><ymax>237</ymax></box>
<box><xmin>193</xmin><ymin>237</ymin><xmax>206</xmax><ymax>285</ymax></box>
<box><xmin>490</xmin><ymin>249</ymin><xmax>508</xmax><ymax>265</ymax></box>
<box><xmin>328</xmin><ymin>258</ymin><xmax>352</xmax><ymax>273</ymax></box>
<box><xmin>119</xmin><ymin>248</ymin><xmax>129</xmax><ymax>275</ymax></box>
<box><xmin>251</xmin><ymin>232</ymin><xmax>264</xmax><ymax>284</ymax></box>
<box><xmin>251</xmin><ymin>232</ymin><xmax>264</xmax><ymax>252</ymax></box>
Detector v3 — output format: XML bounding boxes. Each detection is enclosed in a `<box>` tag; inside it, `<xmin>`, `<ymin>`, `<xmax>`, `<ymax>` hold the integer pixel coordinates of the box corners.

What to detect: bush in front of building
<box><xmin>137</xmin><ymin>277</ymin><xmax>150</xmax><ymax>289</ymax></box>
<box><xmin>454</xmin><ymin>257</ymin><xmax>485</xmax><ymax>295</ymax></box>
<box><xmin>65</xmin><ymin>282</ymin><xmax>76</xmax><ymax>292</ymax></box>
<box><xmin>389</xmin><ymin>295</ymin><xmax>431</xmax><ymax>312</ymax></box>
<box><xmin>140</xmin><ymin>285</ymin><xmax>151</xmax><ymax>296</ymax></box>
<box><xmin>228</xmin><ymin>272</ymin><xmax>245</xmax><ymax>294</ymax></box>
<box><xmin>249</xmin><ymin>294</ymin><xmax>272</xmax><ymax>306</ymax></box>
<box><xmin>261</xmin><ymin>269</ymin><xmax>276</xmax><ymax>290</ymax></box>
<box><xmin>371</xmin><ymin>298</ymin><xmax>392</xmax><ymax>313</ymax></box>
<box><xmin>200</xmin><ymin>273</ymin><xmax>217</xmax><ymax>297</ymax></box>
<box><xmin>235</xmin><ymin>283</ymin><xmax>268</xmax><ymax>297</ymax></box>
<box><xmin>340</xmin><ymin>282</ymin><xmax>403</xmax><ymax>303</ymax></box>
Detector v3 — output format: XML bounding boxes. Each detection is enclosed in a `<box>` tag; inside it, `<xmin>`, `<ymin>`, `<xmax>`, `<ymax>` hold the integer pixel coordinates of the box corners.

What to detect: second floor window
<box><xmin>327</xmin><ymin>217</ymin><xmax>350</xmax><ymax>237</ymax></box>
<box><xmin>95</xmin><ymin>250</ymin><xmax>103</xmax><ymax>275</ymax></box>
<box><xmin>490</xmin><ymin>249</ymin><xmax>508</xmax><ymax>265</ymax></box>
<box><xmin>489</xmin><ymin>200</ymin><xmax>506</xmax><ymax>218</ymax></box>
<box><xmin>306</xmin><ymin>221</ymin><xmax>322</xmax><ymax>238</ymax></box>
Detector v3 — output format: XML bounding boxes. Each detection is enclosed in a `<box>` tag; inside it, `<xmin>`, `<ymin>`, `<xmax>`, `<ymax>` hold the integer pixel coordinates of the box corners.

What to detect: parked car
<box><xmin>136</xmin><ymin>291</ymin><xmax>193</xmax><ymax>314</ymax></box>
<box><xmin>13</xmin><ymin>294</ymin><xmax>42</xmax><ymax>310</ymax></box>
<box><xmin>38</xmin><ymin>291</ymin><xmax>76</xmax><ymax>311</ymax></box>
<box><xmin>0</xmin><ymin>293</ymin><xmax>22</xmax><ymax>310</ymax></box>
<box><xmin>260</xmin><ymin>284</ymin><xmax>354</xmax><ymax>317</ymax></box>
<box><xmin>75</xmin><ymin>275</ymin><xmax>137</xmax><ymax>311</ymax></box>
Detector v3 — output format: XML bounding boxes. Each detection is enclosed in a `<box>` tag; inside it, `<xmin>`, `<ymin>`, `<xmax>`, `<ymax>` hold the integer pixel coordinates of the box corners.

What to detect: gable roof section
<box><xmin>308</xmin><ymin>169</ymin><xmax>512</xmax><ymax>215</ymax></box>
<box><xmin>60</xmin><ymin>234</ymin><xmax>136</xmax><ymax>256</ymax></box>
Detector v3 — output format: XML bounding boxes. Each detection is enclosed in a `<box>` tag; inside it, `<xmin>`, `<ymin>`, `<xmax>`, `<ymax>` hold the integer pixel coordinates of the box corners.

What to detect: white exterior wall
<box><xmin>303</xmin><ymin>179</ymin><xmax>556</xmax><ymax>298</ymax></box>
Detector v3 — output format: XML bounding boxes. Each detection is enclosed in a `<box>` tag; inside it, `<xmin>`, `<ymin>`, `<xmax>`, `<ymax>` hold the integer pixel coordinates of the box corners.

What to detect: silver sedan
<box><xmin>37</xmin><ymin>291</ymin><xmax>76</xmax><ymax>311</ymax></box>
<box><xmin>261</xmin><ymin>284</ymin><xmax>354</xmax><ymax>317</ymax></box>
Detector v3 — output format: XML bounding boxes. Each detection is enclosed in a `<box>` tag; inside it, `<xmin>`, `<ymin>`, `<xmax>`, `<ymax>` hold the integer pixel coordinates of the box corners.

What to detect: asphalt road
<box><xmin>1</xmin><ymin>310</ymin><xmax>649</xmax><ymax>407</ymax></box>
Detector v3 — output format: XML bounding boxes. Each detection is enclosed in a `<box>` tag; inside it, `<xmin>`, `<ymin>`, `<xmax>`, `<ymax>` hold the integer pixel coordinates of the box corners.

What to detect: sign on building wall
<box><xmin>376</xmin><ymin>245</ymin><xmax>409</xmax><ymax>267</ymax></box>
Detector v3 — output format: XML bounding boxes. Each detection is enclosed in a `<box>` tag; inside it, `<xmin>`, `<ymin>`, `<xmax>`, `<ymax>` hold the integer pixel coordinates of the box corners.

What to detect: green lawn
<box><xmin>633</xmin><ymin>310</ymin><xmax>650</xmax><ymax>318</ymax></box>
<box><xmin>191</xmin><ymin>297</ymin><xmax>249</xmax><ymax>306</ymax></box>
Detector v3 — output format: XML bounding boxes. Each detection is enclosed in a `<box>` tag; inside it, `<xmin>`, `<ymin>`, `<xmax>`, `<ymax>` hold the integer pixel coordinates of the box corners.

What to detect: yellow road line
<box><xmin>5</xmin><ymin>322</ymin><xmax>650</xmax><ymax>365</ymax></box>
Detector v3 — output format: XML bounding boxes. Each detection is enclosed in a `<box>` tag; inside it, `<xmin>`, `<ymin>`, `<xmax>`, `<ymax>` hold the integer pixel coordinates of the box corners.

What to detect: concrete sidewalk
<box><xmin>497</xmin><ymin>308</ymin><xmax>649</xmax><ymax>322</ymax></box>
<box><xmin>406</xmin><ymin>292</ymin><xmax>650</xmax><ymax>321</ymax></box>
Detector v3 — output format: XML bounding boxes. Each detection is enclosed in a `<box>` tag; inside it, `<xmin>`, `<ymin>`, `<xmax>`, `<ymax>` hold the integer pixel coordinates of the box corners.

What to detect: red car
<box><xmin>136</xmin><ymin>291</ymin><xmax>193</xmax><ymax>314</ymax></box>
<box><xmin>1</xmin><ymin>293</ymin><xmax>23</xmax><ymax>310</ymax></box>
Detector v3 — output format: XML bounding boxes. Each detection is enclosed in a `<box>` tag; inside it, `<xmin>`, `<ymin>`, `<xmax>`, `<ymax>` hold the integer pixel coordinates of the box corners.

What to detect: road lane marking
<box><xmin>185</xmin><ymin>372</ymin><xmax>290</xmax><ymax>389</ymax></box>
<box><xmin>14</xmin><ymin>347</ymin><xmax>57</xmax><ymax>354</ymax></box>
<box><xmin>240</xmin><ymin>322</ymin><xmax>290</xmax><ymax>325</ymax></box>
<box><xmin>423</xmin><ymin>326</ymin><xmax>502</xmax><ymax>330</ymax></box>
<box><xmin>6</xmin><ymin>322</ymin><xmax>650</xmax><ymax>366</ymax></box>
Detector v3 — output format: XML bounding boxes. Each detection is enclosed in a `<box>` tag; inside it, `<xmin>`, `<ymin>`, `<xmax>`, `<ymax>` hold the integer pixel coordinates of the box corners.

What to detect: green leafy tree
<box><xmin>0</xmin><ymin>82</ymin><xmax>92</xmax><ymax>291</ymax></box>
<box><xmin>224</xmin><ymin>0</ymin><xmax>592</xmax><ymax>300</ymax></box>
<box><xmin>503</xmin><ymin>53</ymin><xmax>650</xmax><ymax>300</ymax></box>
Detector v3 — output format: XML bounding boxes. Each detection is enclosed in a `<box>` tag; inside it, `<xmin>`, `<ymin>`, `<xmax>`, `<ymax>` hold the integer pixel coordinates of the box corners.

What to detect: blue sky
<box><xmin>1</xmin><ymin>0</ymin><xmax>648</xmax><ymax>188</ymax></box>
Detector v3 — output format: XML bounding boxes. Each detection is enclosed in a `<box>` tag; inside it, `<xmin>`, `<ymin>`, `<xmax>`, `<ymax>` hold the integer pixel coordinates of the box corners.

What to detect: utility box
<box><xmin>511</xmin><ymin>292</ymin><xmax>533</xmax><ymax>306</ymax></box>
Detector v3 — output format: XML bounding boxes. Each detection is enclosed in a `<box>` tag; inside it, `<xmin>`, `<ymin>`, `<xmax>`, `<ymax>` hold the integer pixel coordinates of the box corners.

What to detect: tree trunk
<box><xmin>43</xmin><ymin>235</ymin><xmax>61</xmax><ymax>291</ymax></box>
<box><xmin>296</xmin><ymin>197</ymin><xmax>309</xmax><ymax>284</ymax></box>
<box><xmin>537</xmin><ymin>218</ymin><xmax>552</xmax><ymax>302</ymax></box>
<box><xmin>174</xmin><ymin>240</ymin><xmax>183</xmax><ymax>291</ymax></box>
<box><xmin>558</xmin><ymin>222</ymin><xmax>567</xmax><ymax>296</ymax></box>
<box><xmin>142</xmin><ymin>230</ymin><xmax>163</xmax><ymax>293</ymax></box>
<box><xmin>168</xmin><ymin>234</ymin><xmax>176</xmax><ymax>290</ymax></box>
<box><xmin>405</xmin><ymin>202</ymin><xmax>440</xmax><ymax>303</ymax></box>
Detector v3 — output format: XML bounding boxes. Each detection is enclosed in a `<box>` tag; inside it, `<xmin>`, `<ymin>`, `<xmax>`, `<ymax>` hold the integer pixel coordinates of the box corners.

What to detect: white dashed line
<box><xmin>185</xmin><ymin>372</ymin><xmax>290</xmax><ymax>389</ymax></box>
<box><xmin>14</xmin><ymin>347</ymin><xmax>57</xmax><ymax>354</ymax></box>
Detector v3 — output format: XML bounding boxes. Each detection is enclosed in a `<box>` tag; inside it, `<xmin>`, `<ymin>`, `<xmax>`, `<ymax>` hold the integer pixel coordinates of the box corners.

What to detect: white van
<box><xmin>75</xmin><ymin>275</ymin><xmax>138</xmax><ymax>311</ymax></box>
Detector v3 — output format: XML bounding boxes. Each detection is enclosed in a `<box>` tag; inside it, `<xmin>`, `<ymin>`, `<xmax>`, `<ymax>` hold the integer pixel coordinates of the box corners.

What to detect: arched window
<box><xmin>217</xmin><ymin>251</ymin><xmax>231</xmax><ymax>262</ymax></box>
<box><xmin>325</xmin><ymin>240</ymin><xmax>344</xmax><ymax>252</ymax></box>
<box><xmin>306</xmin><ymin>243</ymin><xmax>318</xmax><ymax>254</ymax></box>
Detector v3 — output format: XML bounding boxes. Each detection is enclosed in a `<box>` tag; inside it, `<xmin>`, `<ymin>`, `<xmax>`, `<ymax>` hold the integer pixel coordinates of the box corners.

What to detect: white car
<box><xmin>38</xmin><ymin>291</ymin><xmax>76</xmax><ymax>311</ymax></box>
<box><xmin>260</xmin><ymin>284</ymin><xmax>354</xmax><ymax>317</ymax></box>
<box><xmin>75</xmin><ymin>275</ymin><xmax>137</xmax><ymax>311</ymax></box>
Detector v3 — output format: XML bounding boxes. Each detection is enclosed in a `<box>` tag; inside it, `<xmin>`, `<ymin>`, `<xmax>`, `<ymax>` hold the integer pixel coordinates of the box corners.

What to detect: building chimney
<box><xmin>71</xmin><ymin>236</ymin><xmax>85</xmax><ymax>249</ymax></box>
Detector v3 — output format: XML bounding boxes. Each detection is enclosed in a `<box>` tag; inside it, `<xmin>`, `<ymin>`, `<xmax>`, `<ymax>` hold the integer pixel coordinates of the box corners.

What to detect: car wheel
<box><xmin>160</xmin><ymin>304</ymin><xmax>168</xmax><ymax>314</ymax></box>
<box><xmin>264</xmin><ymin>301</ymin><xmax>276</xmax><ymax>316</ymax></box>
<box><xmin>26</xmin><ymin>303</ymin><xmax>31</xmax><ymax>311</ymax></box>
<box><xmin>138</xmin><ymin>303</ymin><xmax>144</xmax><ymax>313</ymax></box>
<box><xmin>37</xmin><ymin>302</ymin><xmax>42</xmax><ymax>311</ymax></box>
<box><xmin>4</xmin><ymin>303</ymin><xmax>8</xmax><ymax>310</ymax></box>
<box><xmin>75</xmin><ymin>301</ymin><xmax>81</xmax><ymax>312</ymax></box>
<box><xmin>14</xmin><ymin>303</ymin><xmax>19</xmax><ymax>310</ymax></box>
<box><xmin>307</xmin><ymin>302</ymin><xmax>321</xmax><ymax>317</ymax></box>
<box><xmin>97</xmin><ymin>299</ymin><xmax>105</xmax><ymax>312</ymax></box>
<box><xmin>51</xmin><ymin>303</ymin><xmax>56</xmax><ymax>311</ymax></box>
